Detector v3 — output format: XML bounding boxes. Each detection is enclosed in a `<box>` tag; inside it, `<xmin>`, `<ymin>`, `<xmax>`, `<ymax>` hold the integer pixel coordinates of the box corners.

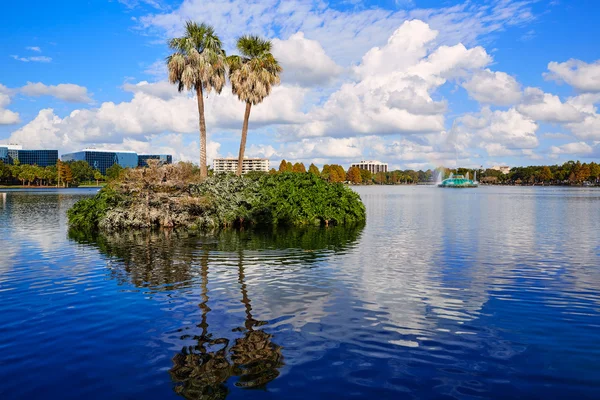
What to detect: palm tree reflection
<box><xmin>170</xmin><ymin>248</ymin><xmax>283</xmax><ymax>398</ymax></box>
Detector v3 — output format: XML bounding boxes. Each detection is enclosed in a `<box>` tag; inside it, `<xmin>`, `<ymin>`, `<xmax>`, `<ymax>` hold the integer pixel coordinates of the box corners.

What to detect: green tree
<box><xmin>106</xmin><ymin>164</ymin><xmax>124</xmax><ymax>181</ymax></box>
<box><xmin>167</xmin><ymin>21</ymin><xmax>226</xmax><ymax>179</ymax></box>
<box><xmin>308</xmin><ymin>163</ymin><xmax>320</xmax><ymax>176</ymax></box>
<box><xmin>228</xmin><ymin>35</ymin><xmax>282</xmax><ymax>176</ymax></box>
<box><xmin>359</xmin><ymin>169</ymin><xmax>372</xmax><ymax>184</ymax></box>
<box><xmin>69</xmin><ymin>160</ymin><xmax>96</xmax><ymax>184</ymax></box>
<box><xmin>539</xmin><ymin>166</ymin><xmax>553</xmax><ymax>183</ymax></box>
<box><xmin>94</xmin><ymin>170</ymin><xmax>104</xmax><ymax>186</ymax></box>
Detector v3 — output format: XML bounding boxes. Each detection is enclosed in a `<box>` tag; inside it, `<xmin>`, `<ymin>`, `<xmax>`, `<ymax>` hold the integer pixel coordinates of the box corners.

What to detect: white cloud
<box><xmin>138</xmin><ymin>0</ymin><xmax>536</xmax><ymax>66</ymax></box>
<box><xmin>517</xmin><ymin>87</ymin><xmax>582</xmax><ymax>123</ymax></box>
<box><xmin>463</xmin><ymin>69</ymin><xmax>522</xmax><ymax>105</ymax></box>
<box><xmin>452</xmin><ymin>107</ymin><xmax>539</xmax><ymax>155</ymax></box>
<box><xmin>20</xmin><ymin>82</ymin><xmax>92</xmax><ymax>103</ymax></box>
<box><xmin>0</xmin><ymin>84</ymin><xmax>20</xmax><ymax>125</ymax></box>
<box><xmin>545</xmin><ymin>59</ymin><xmax>600</xmax><ymax>92</ymax></box>
<box><xmin>122</xmin><ymin>80</ymin><xmax>181</xmax><ymax>100</ymax></box>
<box><xmin>10</xmin><ymin>55</ymin><xmax>52</xmax><ymax>63</ymax></box>
<box><xmin>550</xmin><ymin>142</ymin><xmax>594</xmax><ymax>155</ymax></box>
<box><xmin>8</xmin><ymin>81</ymin><xmax>308</xmax><ymax>156</ymax></box>
<box><xmin>272</xmin><ymin>32</ymin><xmax>343</xmax><ymax>86</ymax></box>
<box><xmin>26</xmin><ymin>46</ymin><xmax>41</xmax><ymax>52</ymax></box>
<box><xmin>291</xmin><ymin>20</ymin><xmax>491</xmax><ymax>139</ymax></box>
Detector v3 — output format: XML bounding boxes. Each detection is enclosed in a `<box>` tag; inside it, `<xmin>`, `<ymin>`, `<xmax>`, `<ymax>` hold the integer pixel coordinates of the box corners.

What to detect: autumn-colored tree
<box><xmin>578</xmin><ymin>163</ymin><xmax>591</xmax><ymax>182</ymax></box>
<box><xmin>308</xmin><ymin>163</ymin><xmax>320</xmax><ymax>176</ymax></box>
<box><xmin>64</xmin><ymin>164</ymin><xmax>73</xmax><ymax>187</ymax></box>
<box><xmin>375</xmin><ymin>172</ymin><xmax>385</xmax><ymax>184</ymax></box>
<box><xmin>346</xmin><ymin>167</ymin><xmax>362</xmax><ymax>184</ymax></box>
<box><xmin>278</xmin><ymin>160</ymin><xmax>289</xmax><ymax>172</ymax></box>
<box><xmin>56</xmin><ymin>159</ymin><xmax>65</xmax><ymax>187</ymax></box>
<box><xmin>269</xmin><ymin>168</ymin><xmax>277</xmax><ymax>175</ymax></box>
<box><xmin>292</xmin><ymin>162</ymin><xmax>306</xmax><ymax>173</ymax></box>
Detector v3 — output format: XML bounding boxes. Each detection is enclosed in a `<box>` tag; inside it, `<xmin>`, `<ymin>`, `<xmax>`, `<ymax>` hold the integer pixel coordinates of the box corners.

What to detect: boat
<box><xmin>438</xmin><ymin>172</ymin><xmax>478</xmax><ymax>188</ymax></box>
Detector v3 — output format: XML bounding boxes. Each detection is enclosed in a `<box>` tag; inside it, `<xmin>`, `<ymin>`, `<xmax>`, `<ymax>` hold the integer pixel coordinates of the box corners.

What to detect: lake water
<box><xmin>1</xmin><ymin>186</ymin><xmax>600</xmax><ymax>399</ymax></box>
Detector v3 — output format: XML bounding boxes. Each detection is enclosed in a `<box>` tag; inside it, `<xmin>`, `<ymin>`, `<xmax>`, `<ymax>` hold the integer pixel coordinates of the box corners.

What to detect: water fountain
<box><xmin>438</xmin><ymin>171</ymin><xmax>478</xmax><ymax>188</ymax></box>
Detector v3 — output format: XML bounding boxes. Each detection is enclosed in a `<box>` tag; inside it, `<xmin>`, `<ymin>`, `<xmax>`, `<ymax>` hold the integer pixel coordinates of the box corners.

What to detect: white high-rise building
<box><xmin>213</xmin><ymin>158</ymin><xmax>270</xmax><ymax>174</ymax></box>
<box><xmin>351</xmin><ymin>160</ymin><xmax>388</xmax><ymax>174</ymax></box>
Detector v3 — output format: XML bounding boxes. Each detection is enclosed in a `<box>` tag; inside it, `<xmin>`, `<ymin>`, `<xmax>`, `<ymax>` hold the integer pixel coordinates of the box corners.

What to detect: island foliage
<box><xmin>67</xmin><ymin>161</ymin><xmax>366</xmax><ymax>231</ymax></box>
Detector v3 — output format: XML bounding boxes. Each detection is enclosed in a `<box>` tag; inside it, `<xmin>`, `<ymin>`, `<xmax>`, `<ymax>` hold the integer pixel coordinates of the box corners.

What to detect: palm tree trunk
<box><xmin>196</xmin><ymin>85</ymin><xmax>208</xmax><ymax>179</ymax></box>
<box><xmin>236</xmin><ymin>102</ymin><xmax>252</xmax><ymax>176</ymax></box>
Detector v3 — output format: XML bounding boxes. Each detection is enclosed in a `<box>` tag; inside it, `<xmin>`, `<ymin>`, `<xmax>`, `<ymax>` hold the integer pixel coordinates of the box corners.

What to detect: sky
<box><xmin>1</xmin><ymin>0</ymin><xmax>600</xmax><ymax>171</ymax></box>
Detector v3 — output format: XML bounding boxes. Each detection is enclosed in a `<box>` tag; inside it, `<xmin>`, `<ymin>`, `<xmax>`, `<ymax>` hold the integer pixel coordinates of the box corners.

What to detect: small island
<box><xmin>67</xmin><ymin>161</ymin><xmax>366</xmax><ymax>231</ymax></box>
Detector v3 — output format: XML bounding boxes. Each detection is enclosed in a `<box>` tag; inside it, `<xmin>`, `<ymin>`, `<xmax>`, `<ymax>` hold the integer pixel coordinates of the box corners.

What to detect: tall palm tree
<box><xmin>167</xmin><ymin>21</ymin><xmax>226</xmax><ymax>179</ymax></box>
<box><xmin>228</xmin><ymin>36</ymin><xmax>282</xmax><ymax>176</ymax></box>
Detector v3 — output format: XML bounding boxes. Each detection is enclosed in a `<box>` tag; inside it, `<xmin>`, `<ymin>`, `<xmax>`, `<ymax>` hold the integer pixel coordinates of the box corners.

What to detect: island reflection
<box><xmin>68</xmin><ymin>225</ymin><xmax>363</xmax><ymax>398</ymax></box>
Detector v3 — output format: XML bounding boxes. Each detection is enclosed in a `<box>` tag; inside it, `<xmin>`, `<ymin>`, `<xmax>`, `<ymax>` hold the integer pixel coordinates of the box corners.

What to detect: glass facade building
<box><xmin>0</xmin><ymin>146</ymin><xmax>58</xmax><ymax>167</ymax></box>
<box><xmin>138</xmin><ymin>154</ymin><xmax>173</xmax><ymax>167</ymax></box>
<box><xmin>61</xmin><ymin>150</ymin><xmax>138</xmax><ymax>175</ymax></box>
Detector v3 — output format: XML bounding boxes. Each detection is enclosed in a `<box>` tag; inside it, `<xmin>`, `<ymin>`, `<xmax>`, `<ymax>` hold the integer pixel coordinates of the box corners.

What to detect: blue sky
<box><xmin>1</xmin><ymin>0</ymin><xmax>600</xmax><ymax>170</ymax></box>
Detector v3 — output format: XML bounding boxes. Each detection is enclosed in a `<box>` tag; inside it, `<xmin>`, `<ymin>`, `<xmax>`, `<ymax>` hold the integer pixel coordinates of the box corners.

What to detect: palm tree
<box><xmin>228</xmin><ymin>36</ymin><xmax>282</xmax><ymax>176</ymax></box>
<box><xmin>167</xmin><ymin>21</ymin><xmax>226</xmax><ymax>179</ymax></box>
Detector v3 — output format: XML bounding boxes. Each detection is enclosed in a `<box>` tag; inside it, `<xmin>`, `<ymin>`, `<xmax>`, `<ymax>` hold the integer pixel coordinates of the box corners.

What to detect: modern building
<box><xmin>0</xmin><ymin>144</ymin><xmax>58</xmax><ymax>167</ymax></box>
<box><xmin>490</xmin><ymin>165</ymin><xmax>511</xmax><ymax>174</ymax></box>
<box><xmin>61</xmin><ymin>149</ymin><xmax>139</xmax><ymax>175</ymax></box>
<box><xmin>351</xmin><ymin>160</ymin><xmax>388</xmax><ymax>174</ymax></box>
<box><xmin>138</xmin><ymin>154</ymin><xmax>173</xmax><ymax>167</ymax></box>
<box><xmin>213</xmin><ymin>157</ymin><xmax>269</xmax><ymax>174</ymax></box>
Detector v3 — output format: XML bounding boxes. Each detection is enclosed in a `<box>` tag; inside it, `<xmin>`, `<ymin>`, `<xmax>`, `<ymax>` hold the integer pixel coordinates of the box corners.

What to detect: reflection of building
<box><xmin>491</xmin><ymin>165</ymin><xmax>510</xmax><ymax>174</ymax></box>
<box><xmin>213</xmin><ymin>158</ymin><xmax>269</xmax><ymax>174</ymax></box>
<box><xmin>138</xmin><ymin>154</ymin><xmax>173</xmax><ymax>167</ymax></box>
<box><xmin>351</xmin><ymin>160</ymin><xmax>388</xmax><ymax>174</ymax></box>
<box><xmin>0</xmin><ymin>144</ymin><xmax>58</xmax><ymax>167</ymax></box>
<box><xmin>62</xmin><ymin>149</ymin><xmax>138</xmax><ymax>174</ymax></box>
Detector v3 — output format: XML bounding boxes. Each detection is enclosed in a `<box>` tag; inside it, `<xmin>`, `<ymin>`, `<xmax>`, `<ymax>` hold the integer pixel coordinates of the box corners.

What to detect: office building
<box><xmin>62</xmin><ymin>149</ymin><xmax>139</xmax><ymax>175</ymax></box>
<box><xmin>213</xmin><ymin>157</ymin><xmax>269</xmax><ymax>174</ymax></box>
<box><xmin>138</xmin><ymin>154</ymin><xmax>173</xmax><ymax>167</ymax></box>
<box><xmin>0</xmin><ymin>144</ymin><xmax>58</xmax><ymax>167</ymax></box>
<box><xmin>351</xmin><ymin>160</ymin><xmax>388</xmax><ymax>174</ymax></box>
<box><xmin>490</xmin><ymin>165</ymin><xmax>510</xmax><ymax>174</ymax></box>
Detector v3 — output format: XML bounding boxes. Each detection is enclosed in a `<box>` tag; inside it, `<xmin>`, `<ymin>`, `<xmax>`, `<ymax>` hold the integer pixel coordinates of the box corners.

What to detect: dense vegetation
<box><xmin>67</xmin><ymin>161</ymin><xmax>366</xmax><ymax>231</ymax></box>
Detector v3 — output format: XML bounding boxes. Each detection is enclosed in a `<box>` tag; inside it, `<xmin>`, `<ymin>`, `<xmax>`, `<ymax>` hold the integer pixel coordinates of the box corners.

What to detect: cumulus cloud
<box><xmin>20</xmin><ymin>82</ymin><xmax>92</xmax><ymax>103</ymax></box>
<box><xmin>452</xmin><ymin>107</ymin><xmax>539</xmax><ymax>155</ymax></box>
<box><xmin>517</xmin><ymin>87</ymin><xmax>582</xmax><ymax>123</ymax></box>
<box><xmin>0</xmin><ymin>85</ymin><xmax>20</xmax><ymax>125</ymax></box>
<box><xmin>463</xmin><ymin>69</ymin><xmax>522</xmax><ymax>105</ymax></box>
<box><xmin>272</xmin><ymin>32</ymin><xmax>343</xmax><ymax>86</ymax></box>
<box><xmin>550</xmin><ymin>142</ymin><xmax>594</xmax><ymax>155</ymax></box>
<box><xmin>122</xmin><ymin>80</ymin><xmax>181</xmax><ymax>100</ymax></box>
<box><xmin>138</xmin><ymin>0</ymin><xmax>536</xmax><ymax>66</ymax></box>
<box><xmin>545</xmin><ymin>59</ymin><xmax>600</xmax><ymax>92</ymax></box>
<box><xmin>292</xmin><ymin>20</ymin><xmax>491</xmax><ymax>138</ymax></box>
<box><xmin>8</xmin><ymin>81</ymin><xmax>308</xmax><ymax>154</ymax></box>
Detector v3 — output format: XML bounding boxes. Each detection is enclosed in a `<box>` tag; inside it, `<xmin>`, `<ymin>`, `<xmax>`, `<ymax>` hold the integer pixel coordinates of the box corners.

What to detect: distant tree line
<box><xmin>0</xmin><ymin>159</ymin><xmax>122</xmax><ymax>187</ymax></box>
<box><xmin>268</xmin><ymin>160</ymin><xmax>600</xmax><ymax>186</ymax></box>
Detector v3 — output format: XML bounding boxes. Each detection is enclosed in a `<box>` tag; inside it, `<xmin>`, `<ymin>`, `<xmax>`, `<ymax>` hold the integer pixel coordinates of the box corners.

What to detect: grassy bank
<box><xmin>67</xmin><ymin>162</ymin><xmax>366</xmax><ymax>231</ymax></box>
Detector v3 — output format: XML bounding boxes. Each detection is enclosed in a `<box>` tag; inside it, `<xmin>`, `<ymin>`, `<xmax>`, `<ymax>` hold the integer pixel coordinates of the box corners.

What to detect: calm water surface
<box><xmin>1</xmin><ymin>186</ymin><xmax>600</xmax><ymax>399</ymax></box>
